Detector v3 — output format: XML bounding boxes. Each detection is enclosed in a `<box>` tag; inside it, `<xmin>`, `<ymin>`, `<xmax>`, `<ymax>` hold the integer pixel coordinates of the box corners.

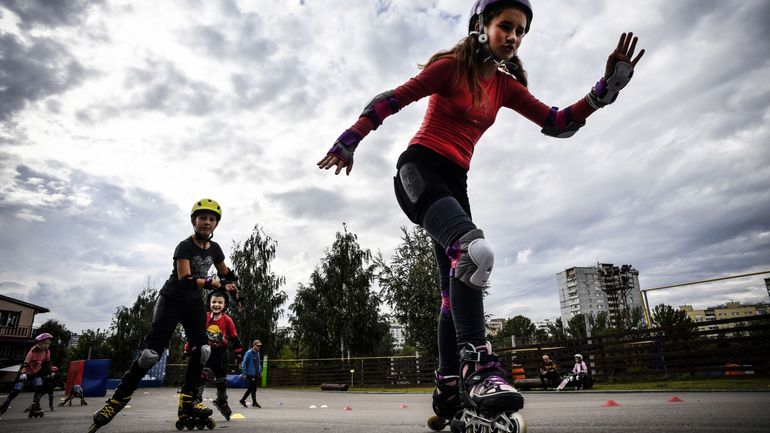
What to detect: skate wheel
<box><xmin>175</xmin><ymin>419</ymin><xmax>185</xmax><ymax>430</ymax></box>
<box><xmin>186</xmin><ymin>419</ymin><xmax>196</xmax><ymax>430</ymax></box>
<box><xmin>427</xmin><ymin>415</ymin><xmax>449</xmax><ymax>431</ymax></box>
<box><xmin>206</xmin><ymin>418</ymin><xmax>216</xmax><ymax>429</ymax></box>
<box><xmin>450</xmin><ymin>417</ymin><xmax>465</xmax><ymax>433</ymax></box>
<box><xmin>508</xmin><ymin>411</ymin><xmax>527</xmax><ymax>433</ymax></box>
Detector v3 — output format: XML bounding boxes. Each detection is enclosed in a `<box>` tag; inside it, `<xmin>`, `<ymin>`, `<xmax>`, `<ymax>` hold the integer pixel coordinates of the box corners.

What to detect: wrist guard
<box><xmin>586</xmin><ymin>61</ymin><xmax>634</xmax><ymax>109</ymax></box>
<box><xmin>230</xmin><ymin>335</ymin><xmax>242</xmax><ymax>351</ymax></box>
<box><xmin>180</xmin><ymin>275</ymin><xmax>198</xmax><ymax>291</ymax></box>
<box><xmin>327</xmin><ymin>129</ymin><xmax>362</xmax><ymax>163</ymax></box>
<box><xmin>541</xmin><ymin>106</ymin><xmax>586</xmax><ymax>138</ymax></box>
<box><xmin>219</xmin><ymin>269</ymin><xmax>239</xmax><ymax>284</ymax></box>
<box><xmin>360</xmin><ymin>90</ymin><xmax>400</xmax><ymax>129</ymax></box>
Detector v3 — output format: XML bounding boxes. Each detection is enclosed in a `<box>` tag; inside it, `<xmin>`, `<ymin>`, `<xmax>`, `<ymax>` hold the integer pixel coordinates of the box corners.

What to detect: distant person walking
<box><xmin>239</xmin><ymin>340</ymin><xmax>263</xmax><ymax>408</ymax></box>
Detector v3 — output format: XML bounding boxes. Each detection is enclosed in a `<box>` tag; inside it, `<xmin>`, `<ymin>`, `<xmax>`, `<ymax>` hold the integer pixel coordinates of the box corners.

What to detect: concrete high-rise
<box><xmin>556</xmin><ymin>263</ymin><xmax>643</xmax><ymax>328</ymax></box>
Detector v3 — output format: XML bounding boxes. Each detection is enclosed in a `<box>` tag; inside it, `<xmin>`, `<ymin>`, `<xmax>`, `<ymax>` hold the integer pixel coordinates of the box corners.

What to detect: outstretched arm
<box><xmin>317</xmin><ymin>57</ymin><xmax>456</xmax><ymax>175</ymax></box>
<box><xmin>510</xmin><ymin>32</ymin><xmax>645</xmax><ymax>138</ymax></box>
<box><xmin>587</xmin><ymin>32</ymin><xmax>645</xmax><ymax>109</ymax></box>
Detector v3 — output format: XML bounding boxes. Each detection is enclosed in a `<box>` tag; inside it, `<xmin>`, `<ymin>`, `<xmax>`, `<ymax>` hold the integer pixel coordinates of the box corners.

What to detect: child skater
<box><xmin>0</xmin><ymin>333</ymin><xmax>53</xmax><ymax>418</ymax></box>
<box><xmin>318</xmin><ymin>0</ymin><xmax>644</xmax><ymax>423</ymax></box>
<box><xmin>194</xmin><ymin>289</ymin><xmax>243</xmax><ymax>421</ymax></box>
<box><xmin>89</xmin><ymin>199</ymin><xmax>240</xmax><ymax>432</ymax></box>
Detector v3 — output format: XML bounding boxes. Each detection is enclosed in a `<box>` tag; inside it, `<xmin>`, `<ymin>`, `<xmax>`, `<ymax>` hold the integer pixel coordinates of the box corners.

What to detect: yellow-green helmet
<box><xmin>191</xmin><ymin>198</ymin><xmax>222</xmax><ymax>221</ymax></box>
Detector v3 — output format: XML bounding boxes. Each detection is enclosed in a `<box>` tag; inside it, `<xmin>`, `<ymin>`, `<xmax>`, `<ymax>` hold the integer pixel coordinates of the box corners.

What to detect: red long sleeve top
<box><xmin>349</xmin><ymin>56</ymin><xmax>596</xmax><ymax>170</ymax></box>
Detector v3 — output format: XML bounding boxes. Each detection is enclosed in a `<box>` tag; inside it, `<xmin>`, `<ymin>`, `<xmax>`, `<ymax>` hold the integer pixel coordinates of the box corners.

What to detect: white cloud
<box><xmin>1</xmin><ymin>0</ymin><xmax>768</xmax><ymax>332</ymax></box>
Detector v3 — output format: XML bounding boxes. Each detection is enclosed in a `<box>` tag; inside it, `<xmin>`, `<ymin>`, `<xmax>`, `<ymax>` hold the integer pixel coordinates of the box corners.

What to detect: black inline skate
<box><xmin>176</xmin><ymin>392</ymin><xmax>215</xmax><ymax>430</ymax></box>
<box><xmin>427</xmin><ymin>371</ymin><xmax>461</xmax><ymax>431</ymax></box>
<box><xmin>28</xmin><ymin>401</ymin><xmax>44</xmax><ymax>418</ymax></box>
<box><xmin>213</xmin><ymin>397</ymin><xmax>232</xmax><ymax>421</ymax></box>
<box><xmin>87</xmin><ymin>391</ymin><xmax>132</xmax><ymax>433</ymax></box>
<box><xmin>449</xmin><ymin>342</ymin><xmax>526</xmax><ymax>433</ymax></box>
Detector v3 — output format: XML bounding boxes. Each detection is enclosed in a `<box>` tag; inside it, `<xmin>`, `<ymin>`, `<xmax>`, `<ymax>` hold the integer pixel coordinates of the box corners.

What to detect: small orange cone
<box><xmin>343</xmin><ymin>406</ymin><xmax>353</xmax><ymax>411</ymax></box>
<box><xmin>400</xmin><ymin>403</ymin><xmax>409</xmax><ymax>409</ymax></box>
<box><xmin>602</xmin><ymin>400</ymin><xmax>621</xmax><ymax>407</ymax></box>
<box><xmin>668</xmin><ymin>396</ymin><xmax>684</xmax><ymax>403</ymax></box>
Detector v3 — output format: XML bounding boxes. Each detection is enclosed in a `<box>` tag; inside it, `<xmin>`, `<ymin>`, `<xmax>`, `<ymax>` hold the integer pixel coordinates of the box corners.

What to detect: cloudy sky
<box><xmin>1</xmin><ymin>0</ymin><xmax>768</xmax><ymax>333</ymax></box>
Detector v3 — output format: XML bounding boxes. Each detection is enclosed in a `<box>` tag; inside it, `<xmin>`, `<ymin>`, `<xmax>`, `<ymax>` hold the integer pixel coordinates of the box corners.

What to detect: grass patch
<box><xmin>592</xmin><ymin>376</ymin><xmax>769</xmax><ymax>391</ymax></box>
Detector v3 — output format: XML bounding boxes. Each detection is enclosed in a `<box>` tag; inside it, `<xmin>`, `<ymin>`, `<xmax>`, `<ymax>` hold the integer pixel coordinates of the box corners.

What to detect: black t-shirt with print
<box><xmin>160</xmin><ymin>237</ymin><xmax>225</xmax><ymax>301</ymax></box>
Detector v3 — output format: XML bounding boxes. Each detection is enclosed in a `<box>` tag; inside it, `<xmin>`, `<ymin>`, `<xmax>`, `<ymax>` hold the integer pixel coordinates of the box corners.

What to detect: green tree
<box><xmin>628</xmin><ymin>305</ymin><xmax>646</xmax><ymax>330</ymax></box>
<box><xmin>67</xmin><ymin>329</ymin><xmax>111</xmax><ymax>361</ymax></box>
<box><xmin>229</xmin><ymin>224</ymin><xmax>288</xmax><ymax>358</ymax></box>
<box><xmin>36</xmin><ymin>318</ymin><xmax>72</xmax><ymax>370</ymax></box>
<box><xmin>651</xmin><ymin>304</ymin><xmax>693</xmax><ymax>328</ymax></box>
<box><xmin>533</xmin><ymin>328</ymin><xmax>549</xmax><ymax>344</ymax></box>
<box><xmin>499</xmin><ymin>315</ymin><xmax>537</xmax><ymax>346</ymax></box>
<box><xmin>107</xmin><ymin>283</ymin><xmax>158</xmax><ymax>374</ymax></box>
<box><xmin>587</xmin><ymin>311</ymin><xmax>613</xmax><ymax>337</ymax></box>
<box><xmin>547</xmin><ymin>318</ymin><xmax>568</xmax><ymax>342</ymax></box>
<box><xmin>290</xmin><ymin>225</ymin><xmax>391</xmax><ymax>358</ymax></box>
<box><xmin>567</xmin><ymin>314</ymin><xmax>588</xmax><ymax>340</ymax></box>
<box><xmin>376</xmin><ymin>226</ymin><xmax>440</xmax><ymax>357</ymax></box>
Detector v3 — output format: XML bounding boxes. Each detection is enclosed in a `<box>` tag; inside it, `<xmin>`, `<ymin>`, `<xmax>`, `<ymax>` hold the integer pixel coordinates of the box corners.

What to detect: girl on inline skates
<box><xmin>318</xmin><ymin>0</ymin><xmax>644</xmax><ymax>430</ymax></box>
<box><xmin>0</xmin><ymin>333</ymin><xmax>53</xmax><ymax>418</ymax></box>
<box><xmin>89</xmin><ymin>199</ymin><xmax>241</xmax><ymax>432</ymax></box>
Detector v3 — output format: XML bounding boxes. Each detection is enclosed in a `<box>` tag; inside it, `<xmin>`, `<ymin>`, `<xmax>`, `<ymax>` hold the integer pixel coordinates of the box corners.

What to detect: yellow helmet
<box><xmin>191</xmin><ymin>198</ymin><xmax>222</xmax><ymax>221</ymax></box>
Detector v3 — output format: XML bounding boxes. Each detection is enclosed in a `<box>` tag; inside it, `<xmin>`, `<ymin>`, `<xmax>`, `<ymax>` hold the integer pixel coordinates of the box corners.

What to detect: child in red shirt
<box><xmin>194</xmin><ymin>290</ymin><xmax>242</xmax><ymax>421</ymax></box>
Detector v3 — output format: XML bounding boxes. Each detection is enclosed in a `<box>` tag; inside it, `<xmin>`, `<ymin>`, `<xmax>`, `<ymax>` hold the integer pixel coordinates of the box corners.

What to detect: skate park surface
<box><xmin>1</xmin><ymin>388</ymin><xmax>769</xmax><ymax>433</ymax></box>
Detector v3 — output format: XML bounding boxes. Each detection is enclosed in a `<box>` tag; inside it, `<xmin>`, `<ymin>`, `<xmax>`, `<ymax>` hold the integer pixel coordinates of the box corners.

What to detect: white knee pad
<box><xmin>454</xmin><ymin>229</ymin><xmax>494</xmax><ymax>290</ymax></box>
<box><xmin>137</xmin><ymin>349</ymin><xmax>160</xmax><ymax>369</ymax></box>
<box><xmin>200</xmin><ymin>345</ymin><xmax>211</xmax><ymax>365</ymax></box>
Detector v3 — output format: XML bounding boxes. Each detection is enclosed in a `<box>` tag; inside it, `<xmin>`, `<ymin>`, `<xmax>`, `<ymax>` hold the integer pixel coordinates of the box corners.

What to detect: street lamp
<box><xmin>350</xmin><ymin>369</ymin><xmax>355</xmax><ymax>388</ymax></box>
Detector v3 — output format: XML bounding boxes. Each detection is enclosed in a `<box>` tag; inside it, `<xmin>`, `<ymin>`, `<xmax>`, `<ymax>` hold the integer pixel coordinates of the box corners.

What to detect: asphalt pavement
<box><xmin>1</xmin><ymin>388</ymin><xmax>768</xmax><ymax>433</ymax></box>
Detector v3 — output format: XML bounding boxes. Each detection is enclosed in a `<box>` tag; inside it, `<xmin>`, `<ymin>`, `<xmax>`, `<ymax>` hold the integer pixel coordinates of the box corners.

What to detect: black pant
<box><xmin>241</xmin><ymin>375</ymin><xmax>258</xmax><ymax>404</ymax></box>
<box><xmin>115</xmin><ymin>292</ymin><xmax>207</xmax><ymax>398</ymax></box>
<box><xmin>540</xmin><ymin>371</ymin><xmax>560</xmax><ymax>389</ymax></box>
<box><xmin>204</xmin><ymin>348</ymin><xmax>229</xmax><ymax>402</ymax></box>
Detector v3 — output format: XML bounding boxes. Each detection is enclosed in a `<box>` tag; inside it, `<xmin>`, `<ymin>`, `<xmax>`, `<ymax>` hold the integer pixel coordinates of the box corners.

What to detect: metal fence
<box><xmin>161</xmin><ymin>315</ymin><xmax>769</xmax><ymax>387</ymax></box>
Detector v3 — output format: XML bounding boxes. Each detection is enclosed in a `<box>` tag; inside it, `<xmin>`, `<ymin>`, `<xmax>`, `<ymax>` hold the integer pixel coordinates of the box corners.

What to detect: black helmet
<box><xmin>468</xmin><ymin>0</ymin><xmax>533</xmax><ymax>36</ymax></box>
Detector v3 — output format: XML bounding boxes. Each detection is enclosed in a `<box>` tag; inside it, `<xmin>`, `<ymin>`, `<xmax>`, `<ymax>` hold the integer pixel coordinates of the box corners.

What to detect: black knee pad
<box><xmin>394</xmin><ymin>163</ymin><xmax>425</xmax><ymax>224</ymax></box>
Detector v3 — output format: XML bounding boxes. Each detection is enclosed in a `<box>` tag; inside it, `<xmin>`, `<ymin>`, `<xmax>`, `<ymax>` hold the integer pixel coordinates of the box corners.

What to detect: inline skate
<box><xmin>27</xmin><ymin>401</ymin><xmax>44</xmax><ymax>418</ymax></box>
<box><xmin>427</xmin><ymin>371</ymin><xmax>461</xmax><ymax>431</ymax></box>
<box><xmin>87</xmin><ymin>391</ymin><xmax>132</xmax><ymax>433</ymax></box>
<box><xmin>176</xmin><ymin>392</ymin><xmax>215</xmax><ymax>430</ymax></box>
<box><xmin>213</xmin><ymin>397</ymin><xmax>232</xmax><ymax>421</ymax></box>
<box><xmin>449</xmin><ymin>342</ymin><xmax>526</xmax><ymax>433</ymax></box>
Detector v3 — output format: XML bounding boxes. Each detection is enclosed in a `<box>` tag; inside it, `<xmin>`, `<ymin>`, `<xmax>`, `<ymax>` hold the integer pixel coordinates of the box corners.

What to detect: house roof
<box><xmin>0</xmin><ymin>294</ymin><xmax>50</xmax><ymax>313</ymax></box>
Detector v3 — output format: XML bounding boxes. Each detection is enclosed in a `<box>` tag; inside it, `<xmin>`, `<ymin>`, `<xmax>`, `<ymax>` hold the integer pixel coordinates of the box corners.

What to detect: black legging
<box><xmin>113</xmin><ymin>293</ymin><xmax>207</xmax><ymax>399</ymax></box>
<box><xmin>422</xmin><ymin>196</ymin><xmax>485</xmax><ymax>375</ymax></box>
<box><xmin>241</xmin><ymin>375</ymin><xmax>258</xmax><ymax>404</ymax></box>
<box><xmin>394</xmin><ymin>147</ymin><xmax>488</xmax><ymax>376</ymax></box>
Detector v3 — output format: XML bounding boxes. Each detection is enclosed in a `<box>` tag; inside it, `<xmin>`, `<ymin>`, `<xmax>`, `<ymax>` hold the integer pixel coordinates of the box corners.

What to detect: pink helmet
<box><xmin>35</xmin><ymin>332</ymin><xmax>53</xmax><ymax>342</ymax></box>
